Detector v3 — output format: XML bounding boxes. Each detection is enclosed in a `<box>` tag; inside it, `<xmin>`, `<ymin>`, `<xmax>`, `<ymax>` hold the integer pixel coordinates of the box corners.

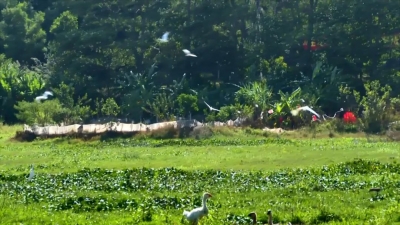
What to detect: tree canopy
<box><xmin>0</xmin><ymin>0</ymin><xmax>399</xmax><ymax>132</ymax></box>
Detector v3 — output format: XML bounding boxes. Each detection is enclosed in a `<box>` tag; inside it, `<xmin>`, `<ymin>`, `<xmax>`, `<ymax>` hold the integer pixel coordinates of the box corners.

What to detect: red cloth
<box><xmin>343</xmin><ymin>112</ymin><xmax>356</xmax><ymax>123</ymax></box>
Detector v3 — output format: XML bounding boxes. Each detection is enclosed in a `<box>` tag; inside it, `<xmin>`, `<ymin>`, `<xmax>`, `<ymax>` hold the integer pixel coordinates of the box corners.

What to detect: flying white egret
<box><xmin>27</xmin><ymin>164</ymin><xmax>34</xmax><ymax>181</ymax></box>
<box><xmin>203</xmin><ymin>101</ymin><xmax>220</xmax><ymax>112</ymax></box>
<box><xmin>322</xmin><ymin>108</ymin><xmax>344</xmax><ymax>120</ymax></box>
<box><xmin>291</xmin><ymin>106</ymin><xmax>320</xmax><ymax>118</ymax></box>
<box><xmin>158</xmin><ymin>32</ymin><xmax>169</xmax><ymax>42</ymax></box>
<box><xmin>226</xmin><ymin>82</ymin><xmax>242</xmax><ymax>88</ymax></box>
<box><xmin>35</xmin><ymin>91</ymin><xmax>53</xmax><ymax>102</ymax></box>
<box><xmin>183</xmin><ymin>49</ymin><xmax>197</xmax><ymax>57</ymax></box>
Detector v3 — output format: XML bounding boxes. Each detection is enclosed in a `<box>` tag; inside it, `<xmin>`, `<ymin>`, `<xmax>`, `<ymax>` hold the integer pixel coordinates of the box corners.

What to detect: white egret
<box><xmin>183</xmin><ymin>193</ymin><xmax>212</xmax><ymax>225</ymax></box>
<box><xmin>322</xmin><ymin>108</ymin><xmax>344</xmax><ymax>120</ymax></box>
<box><xmin>158</xmin><ymin>32</ymin><xmax>169</xmax><ymax>42</ymax></box>
<box><xmin>27</xmin><ymin>164</ymin><xmax>34</xmax><ymax>181</ymax></box>
<box><xmin>203</xmin><ymin>101</ymin><xmax>220</xmax><ymax>112</ymax></box>
<box><xmin>35</xmin><ymin>91</ymin><xmax>53</xmax><ymax>102</ymax></box>
<box><xmin>291</xmin><ymin>106</ymin><xmax>320</xmax><ymax>118</ymax></box>
<box><xmin>183</xmin><ymin>49</ymin><xmax>197</xmax><ymax>57</ymax></box>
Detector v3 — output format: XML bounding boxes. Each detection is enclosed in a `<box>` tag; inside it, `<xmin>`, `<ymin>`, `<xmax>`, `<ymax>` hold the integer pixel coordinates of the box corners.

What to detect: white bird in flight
<box><xmin>204</xmin><ymin>101</ymin><xmax>220</xmax><ymax>112</ymax></box>
<box><xmin>35</xmin><ymin>91</ymin><xmax>53</xmax><ymax>102</ymax></box>
<box><xmin>291</xmin><ymin>106</ymin><xmax>320</xmax><ymax>118</ymax></box>
<box><xmin>27</xmin><ymin>164</ymin><xmax>34</xmax><ymax>181</ymax></box>
<box><xmin>183</xmin><ymin>49</ymin><xmax>197</xmax><ymax>57</ymax></box>
<box><xmin>322</xmin><ymin>108</ymin><xmax>344</xmax><ymax>120</ymax></box>
<box><xmin>158</xmin><ymin>32</ymin><xmax>169</xmax><ymax>42</ymax></box>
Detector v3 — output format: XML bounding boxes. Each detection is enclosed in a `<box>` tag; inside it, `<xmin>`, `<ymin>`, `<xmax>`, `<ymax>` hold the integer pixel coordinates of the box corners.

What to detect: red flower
<box><xmin>343</xmin><ymin>112</ymin><xmax>357</xmax><ymax>124</ymax></box>
<box><xmin>312</xmin><ymin>115</ymin><xmax>317</xmax><ymax>121</ymax></box>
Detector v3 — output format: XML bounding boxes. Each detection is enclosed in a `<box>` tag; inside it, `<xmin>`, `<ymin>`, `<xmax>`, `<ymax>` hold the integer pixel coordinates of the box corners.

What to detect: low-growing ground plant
<box><xmin>1</xmin><ymin>125</ymin><xmax>400</xmax><ymax>224</ymax></box>
<box><xmin>0</xmin><ymin>160</ymin><xmax>400</xmax><ymax>224</ymax></box>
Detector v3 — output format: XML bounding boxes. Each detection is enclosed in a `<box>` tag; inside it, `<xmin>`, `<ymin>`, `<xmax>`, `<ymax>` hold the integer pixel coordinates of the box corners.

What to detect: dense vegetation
<box><xmin>0</xmin><ymin>0</ymin><xmax>399</xmax><ymax>133</ymax></box>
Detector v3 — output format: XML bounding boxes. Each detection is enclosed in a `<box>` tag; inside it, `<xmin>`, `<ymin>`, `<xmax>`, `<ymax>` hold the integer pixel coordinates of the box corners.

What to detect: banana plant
<box><xmin>304</xmin><ymin>61</ymin><xmax>343</xmax><ymax>108</ymax></box>
<box><xmin>143</xmin><ymin>91</ymin><xmax>175</xmax><ymax>122</ymax></box>
<box><xmin>0</xmin><ymin>60</ymin><xmax>46</xmax><ymax>122</ymax></box>
<box><xmin>235</xmin><ymin>80</ymin><xmax>272</xmax><ymax>111</ymax></box>
<box><xmin>277</xmin><ymin>87</ymin><xmax>302</xmax><ymax>111</ymax></box>
<box><xmin>120</xmin><ymin>63</ymin><xmax>159</xmax><ymax>121</ymax></box>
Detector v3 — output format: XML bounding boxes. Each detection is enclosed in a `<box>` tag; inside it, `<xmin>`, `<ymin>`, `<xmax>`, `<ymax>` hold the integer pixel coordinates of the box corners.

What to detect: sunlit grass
<box><xmin>1</xmin><ymin>141</ymin><xmax>399</xmax><ymax>173</ymax></box>
<box><xmin>1</xmin><ymin>125</ymin><xmax>400</xmax><ymax>224</ymax></box>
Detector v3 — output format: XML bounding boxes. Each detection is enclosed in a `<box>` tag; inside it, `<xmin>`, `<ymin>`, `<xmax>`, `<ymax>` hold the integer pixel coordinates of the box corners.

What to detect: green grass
<box><xmin>1</xmin><ymin>125</ymin><xmax>400</xmax><ymax>224</ymax></box>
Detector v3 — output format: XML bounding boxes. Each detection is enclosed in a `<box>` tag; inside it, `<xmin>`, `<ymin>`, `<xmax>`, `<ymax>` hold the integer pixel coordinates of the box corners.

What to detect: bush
<box><xmin>331</xmin><ymin>119</ymin><xmax>359</xmax><ymax>133</ymax></box>
<box><xmin>189</xmin><ymin>126</ymin><xmax>214</xmax><ymax>139</ymax></box>
<box><xmin>357</xmin><ymin>81</ymin><xmax>397</xmax><ymax>133</ymax></box>
<box><xmin>148</xmin><ymin>125</ymin><xmax>178</xmax><ymax>139</ymax></box>
<box><xmin>14</xmin><ymin>99</ymin><xmax>63</xmax><ymax>125</ymax></box>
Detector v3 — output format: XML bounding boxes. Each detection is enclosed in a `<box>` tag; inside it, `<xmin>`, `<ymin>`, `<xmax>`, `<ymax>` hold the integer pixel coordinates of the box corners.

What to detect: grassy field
<box><xmin>1</xmin><ymin>125</ymin><xmax>400</xmax><ymax>224</ymax></box>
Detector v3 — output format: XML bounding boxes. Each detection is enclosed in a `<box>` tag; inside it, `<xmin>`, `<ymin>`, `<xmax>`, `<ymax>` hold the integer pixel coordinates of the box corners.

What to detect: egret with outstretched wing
<box><xmin>291</xmin><ymin>106</ymin><xmax>320</xmax><ymax>118</ymax></box>
<box><xmin>35</xmin><ymin>91</ymin><xmax>53</xmax><ymax>102</ymax></box>
<box><xmin>183</xmin><ymin>49</ymin><xmax>197</xmax><ymax>57</ymax></box>
<box><xmin>158</xmin><ymin>32</ymin><xmax>169</xmax><ymax>42</ymax></box>
<box><xmin>203</xmin><ymin>101</ymin><xmax>220</xmax><ymax>112</ymax></box>
<box><xmin>322</xmin><ymin>108</ymin><xmax>344</xmax><ymax>120</ymax></box>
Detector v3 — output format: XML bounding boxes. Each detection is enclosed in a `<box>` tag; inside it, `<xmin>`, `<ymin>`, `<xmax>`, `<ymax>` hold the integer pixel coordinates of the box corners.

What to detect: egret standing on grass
<box><xmin>35</xmin><ymin>91</ymin><xmax>53</xmax><ymax>102</ymax></box>
<box><xmin>27</xmin><ymin>164</ymin><xmax>34</xmax><ymax>181</ymax></box>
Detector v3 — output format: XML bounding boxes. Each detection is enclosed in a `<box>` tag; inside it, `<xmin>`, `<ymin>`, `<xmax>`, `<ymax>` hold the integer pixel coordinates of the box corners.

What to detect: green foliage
<box><xmin>14</xmin><ymin>99</ymin><xmax>63</xmax><ymax>125</ymax></box>
<box><xmin>101</xmin><ymin>98</ymin><xmax>120</xmax><ymax>117</ymax></box>
<box><xmin>52</xmin><ymin>83</ymin><xmax>92</xmax><ymax>124</ymax></box>
<box><xmin>235</xmin><ymin>80</ymin><xmax>272</xmax><ymax>110</ymax></box>
<box><xmin>0</xmin><ymin>2</ymin><xmax>46</xmax><ymax>63</ymax></box>
<box><xmin>330</xmin><ymin>120</ymin><xmax>359</xmax><ymax>133</ymax></box>
<box><xmin>0</xmin><ymin>0</ymin><xmax>398</xmax><ymax>129</ymax></box>
<box><xmin>338</xmin><ymin>84</ymin><xmax>361</xmax><ymax>112</ymax></box>
<box><xmin>176</xmin><ymin>93</ymin><xmax>198</xmax><ymax>116</ymax></box>
<box><xmin>0</xmin><ymin>159</ymin><xmax>400</xmax><ymax>224</ymax></box>
<box><xmin>216</xmin><ymin>105</ymin><xmax>238</xmax><ymax>121</ymax></box>
<box><xmin>359</xmin><ymin>81</ymin><xmax>397</xmax><ymax>133</ymax></box>
<box><xmin>144</xmin><ymin>91</ymin><xmax>175</xmax><ymax>121</ymax></box>
<box><xmin>0</xmin><ymin>55</ymin><xmax>46</xmax><ymax>121</ymax></box>
<box><xmin>99</xmin><ymin>137</ymin><xmax>292</xmax><ymax>147</ymax></box>
<box><xmin>49</xmin><ymin>11</ymin><xmax>78</xmax><ymax>34</ymax></box>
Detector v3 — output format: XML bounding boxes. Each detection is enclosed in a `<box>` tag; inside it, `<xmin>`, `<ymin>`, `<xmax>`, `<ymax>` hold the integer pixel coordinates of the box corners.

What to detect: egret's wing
<box><xmin>44</xmin><ymin>91</ymin><xmax>53</xmax><ymax>96</ymax></box>
<box><xmin>203</xmin><ymin>101</ymin><xmax>212</xmax><ymax>109</ymax></box>
<box><xmin>226</xmin><ymin>82</ymin><xmax>242</xmax><ymax>88</ymax></box>
<box><xmin>188</xmin><ymin>53</ymin><xmax>197</xmax><ymax>57</ymax></box>
<box><xmin>35</xmin><ymin>96</ymin><xmax>45</xmax><ymax>101</ymax></box>
<box><xmin>161</xmin><ymin>32</ymin><xmax>169</xmax><ymax>40</ymax></box>
<box><xmin>190</xmin><ymin>89</ymin><xmax>198</xmax><ymax>95</ymax></box>
<box><xmin>182</xmin><ymin>49</ymin><xmax>190</xmax><ymax>55</ymax></box>
<box><xmin>301</xmin><ymin>106</ymin><xmax>320</xmax><ymax>118</ymax></box>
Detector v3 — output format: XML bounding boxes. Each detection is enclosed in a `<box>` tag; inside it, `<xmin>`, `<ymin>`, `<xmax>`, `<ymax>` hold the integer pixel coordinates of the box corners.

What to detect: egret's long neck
<box><xmin>252</xmin><ymin>215</ymin><xmax>257</xmax><ymax>224</ymax></box>
<box><xmin>202</xmin><ymin>196</ymin><xmax>208</xmax><ymax>209</ymax></box>
<box><xmin>268</xmin><ymin>214</ymin><xmax>273</xmax><ymax>225</ymax></box>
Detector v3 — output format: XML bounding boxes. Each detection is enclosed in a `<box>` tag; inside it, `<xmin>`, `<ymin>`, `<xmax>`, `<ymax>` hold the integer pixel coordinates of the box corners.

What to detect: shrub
<box><xmin>148</xmin><ymin>125</ymin><xmax>178</xmax><ymax>139</ymax></box>
<box><xmin>189</xmin><ymin>126</ymin><xmax>214</xmax><ymax>139</ymax></box>
<box><xmin>14</xmin><ymin>99</ymin><xmax>63</xmax><ymax>125</ymax></box>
